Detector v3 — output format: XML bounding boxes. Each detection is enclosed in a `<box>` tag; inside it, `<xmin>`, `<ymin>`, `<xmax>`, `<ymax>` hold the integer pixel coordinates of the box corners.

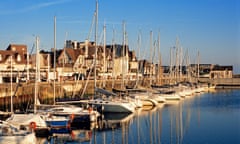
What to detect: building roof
<box><xmin>212</xmin><ymin>65</ymin><xmax>233</xmax><ymax>71</ymax></box>
<box><xmin>0</xmin><ymin>45</ymin><xmax>28</xmax><ymax>65</ymax></box>
<box><xmin>64</xmin><ymin>48</ymin><xmax>82</xmax><ymax>61</ymax></box>
<box><xmin>6</xmin><ymin>44</ymin><xmax>27</xmax><ymax>54</ymax></box>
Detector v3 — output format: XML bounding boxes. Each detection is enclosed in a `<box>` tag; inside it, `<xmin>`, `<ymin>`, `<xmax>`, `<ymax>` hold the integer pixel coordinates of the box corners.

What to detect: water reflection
<box><xmin>96</xmin><ymin>112</ymin><xmax>134</xmax><ymax>144</ymax></box>
<box><xmin>36</xmin><ymin>90</ymin><xmax>240</xmax><ymax>144</ymax></box>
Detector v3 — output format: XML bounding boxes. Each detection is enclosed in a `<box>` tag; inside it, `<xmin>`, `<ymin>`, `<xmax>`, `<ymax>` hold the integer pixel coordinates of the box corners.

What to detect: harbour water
<box><xmin>37</xmin><ymin>89</ymin><xmax>240</xmax><ymax>144</ymax></box>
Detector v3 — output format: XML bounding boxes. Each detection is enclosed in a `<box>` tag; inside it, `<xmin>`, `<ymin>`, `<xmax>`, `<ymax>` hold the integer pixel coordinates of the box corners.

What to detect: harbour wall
<box><xmin>0</xmin><ymin>79</ymin><xmax>138</xmax><ymax>111</ymax></box>
<box><xmin>2</xmin><ymin>77</ymin><xmax>239</xmax><ymax>111</ymax></box>
<box><xmin>199</xmin><ymin>78</ymin><xmax>240</xmax><ymax>89</ymax></box>
<box><xmin>0</xmin><ymin>76</ymin><xmax>190</xmax><ymax>111</ymax></box>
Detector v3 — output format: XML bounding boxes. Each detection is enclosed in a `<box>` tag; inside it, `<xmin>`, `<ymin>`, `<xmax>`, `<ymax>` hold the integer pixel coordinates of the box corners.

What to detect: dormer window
<box><xmin>12</xmin><ymin>47</ymin><xmax>16</xmax><ymax>51</ymax></box>
<box><xmin>17</xmin><ymin>54</ymin><xmax>21</xmax><ymax>62</ymax></box>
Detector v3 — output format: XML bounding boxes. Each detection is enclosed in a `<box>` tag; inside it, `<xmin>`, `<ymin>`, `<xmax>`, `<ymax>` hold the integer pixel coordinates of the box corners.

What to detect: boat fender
<box><xmin>67</xmin><ymin>121</ymin><xmax>71</xmax><ymax>129</ymax></box>
<box><xmin>70</xmin><ymin>114</ymin><xmax>75</xmax><ymax>121</ymax></box>
<box><xmin>29</xmin><ymin>121</ymin><xmax>37</xmax><ymax>131</ymax></box>
<box><xmin>71</xmin><ymin>131</ymin><xmax>75</xmax><ymax>139</ymax></box>
<box><xmin>88</xmin><ymin>107</ymin><xmax>93</xmax><ymax>113</ymax></box>
<box><xmin>88</xmin><ymin>131</ymin><xmax>92</xmax><ymax>138</ymax></box>
<box><xmin>101</xmin><ymin>105</ymin><xmax>104</xmax><ymax>111</ymax></box>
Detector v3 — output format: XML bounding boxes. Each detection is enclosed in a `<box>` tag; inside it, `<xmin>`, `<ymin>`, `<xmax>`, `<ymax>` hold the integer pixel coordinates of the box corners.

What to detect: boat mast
<box><xmin>10</xmin><ymin>55</ymin><xmax>13</xmax><ymax>113</ymax></box>
<box><xmin>34</xmin><ymin>36</ymin><xmax>40</xmax><ymax>114</ymax></box>
<box><xmin>150</xmin><ymin>31</ymin><xmax>153</xmax><ymax>86</ymax></box>
<box><xmin>121</xmin><ymin>21</ymin><xmax>126</xmax><ymax>90</ymax></box>
<box><xmin>197</xmin><ymin>50</ymin><xmax>200</xmax><ymax>82</ymax></box>
<box><xmin>169</xmin><ymin>47</ymin><xmax>173</xmax><ymax>84</ymax></box>
<box><xmin>27</xmin><ymin>51</ymin><xmax>29</xmax><ymax>82</ymax></box>
<box><xmin>53</xmin><ymin>16</ymin><xmax>56</xmax><ymax>105</ymax></box>
<box><xmin>135</xmin><ymin>30</ymin><xmax>141</xmax><ymax>88</ymax></box>
<box><xmin>157</xmin><ymin>31</ymin><xmax>161</xmax><ymax>85</ymax></box>
<box><xmin>112</xmin><ymin>28</ymin><xmax>116</xmax><ymax>88</ymax></box>
<box><xmin>187</xmin><ymin>51</ymin><xmax>191</xmax><ymax>82</ymax></box>
<box><xmin>47</xmin><ymin>52</ymin><xmax>50</xmax><ymax>82</ymax></box>
<box><xmin>175</xmin><ymin>37</ymin><xmax>179</xmax><ymax>83</ymax></box>
<box><xmin>179</xmin><ymin>46</ymin><xmax>183</xmax><ymax>82</ymax></box>
<box><xmin>103</xmin><ymin>22</ymin><xmax>106</xmax><ymax>88</ymax></box>
<box><xmin>94</xmin><ymin>0</ymin><xmax>98</xmax><ymax>96</ymax></box>
<box><xmin>186</xmin><ymin>49</ymin><xmax>189</xmax><ymax>81</ymax></box>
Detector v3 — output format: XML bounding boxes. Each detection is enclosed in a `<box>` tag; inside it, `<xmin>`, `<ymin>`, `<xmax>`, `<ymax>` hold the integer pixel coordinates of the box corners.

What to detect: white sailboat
<box><xmin>6</xmin><ymin>37</ymin><xmax>49</xmax><ymax>136</ymax></box>
<box><xmin>0</xmin><ymin>120</ymin><xmax>36</xmax><ymax>144</ymax></box>
<box><xmin>159</xmin><ymin>91</ymin><xmax>181</xmax><ymax>101</ymax></box>
<box><xmin>127</xmin><ymin>89</ymin><xmax>159</xmax><ymax>106</ymax></box>
<box><xmin>40</xmin><ymin>17</ymin><xmax>71</xmax><ymax>130</ymax></box>
<box><xmin>47</xmin><ymin>16</ymin><xmax>100</xmax><ymax>125</ymax></box>
<box><xmin>152</xmin><ymin>85</ymin><xmax>181</xmax><ymax>101</ymax></box>
<box><xmin>86</xmin><ymin>88</ymin><xmax>136</xmax><ymax>113</ymax></box>
<box><xmin>46</xmin><ymin>104</ymin><xmax>100</xmax><ymax>123</ymax></box>
<box><xmin>82</xmin><ymin>1</ymin><xmax>136</xmax><ymax>114</ymax></box>
<box><xmin>87</xmin><ymin>98</ymin><xmax>136</xmax><ymax>113</ymax></box>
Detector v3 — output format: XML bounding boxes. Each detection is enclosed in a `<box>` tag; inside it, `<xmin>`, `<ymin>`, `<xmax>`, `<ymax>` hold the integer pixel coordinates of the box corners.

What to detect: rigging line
<box><xmin>80</xmin><ymin>62</ymin><xmax>95</xmax><ymax>98</ymax></box>
<box><xmin>87</xmin><ymin>9</ymin><xmax>96</xmax><ymax>41</ymax></box>
<box><xmin>152</xmin><ymin>40</ymin><xmax>157</xmax><ymax>64</ymax></box>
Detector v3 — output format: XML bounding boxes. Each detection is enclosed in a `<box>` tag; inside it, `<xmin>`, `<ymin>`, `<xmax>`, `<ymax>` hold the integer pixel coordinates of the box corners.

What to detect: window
<box><xmin>17</xmin><ymin>54</ymin><xmax>21</xmax><ymax>62</ymax></box>
<box><xmin>12</xmin><ymin>47</ymin><xmax>16</xmax><ymax>51</ymax></box>
<box><xmin>0</xmin><ymin>54</ymin><xmax>2</xmax><ymax>61</ymax></box>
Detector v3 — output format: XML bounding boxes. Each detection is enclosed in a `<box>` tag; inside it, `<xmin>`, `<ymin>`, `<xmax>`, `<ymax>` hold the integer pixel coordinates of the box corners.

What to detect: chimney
<box><xmin>73</xmin><ymin>40</ymin><xmax>77</xmax><ymax>49</ymax></box>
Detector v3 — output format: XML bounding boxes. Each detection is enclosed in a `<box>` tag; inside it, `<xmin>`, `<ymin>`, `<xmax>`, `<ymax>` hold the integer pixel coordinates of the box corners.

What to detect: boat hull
<box><xmin>0</xmin><ymin>132</ymin><xmax>36</xmax><ymax>144</ymax></box>
<box><xmin>87</xmin><ymin>100</ymin><xmax>135</xmax><ymax>113</ymax></box>
<box><xmin>45</xmin><ymin>120</ymin><xmax>69</xmax><ymax>128</ymax></box>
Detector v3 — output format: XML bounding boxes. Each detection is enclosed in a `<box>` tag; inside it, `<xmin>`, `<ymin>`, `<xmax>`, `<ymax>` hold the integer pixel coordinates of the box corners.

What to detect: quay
<box><xmin>0</xmin><ymin>76</ymin><xmax>189</xmax><ymax>111</ymax></box>
<box><xmin>199</xmin><ymin>78</ymin><xmax>240</xmax><ymax>89</ymax></box>
<box><xmin>0</xmin><ymin>76</ymin><xmax>239</xmax><ymax>112</ymax></box>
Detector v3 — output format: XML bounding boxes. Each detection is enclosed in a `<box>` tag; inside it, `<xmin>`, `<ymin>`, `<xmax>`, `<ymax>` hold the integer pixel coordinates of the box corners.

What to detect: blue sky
<box><xmin>0</xmin><ymin>0</ymin><xmax>239</xmax><ymax>73</ymax></box>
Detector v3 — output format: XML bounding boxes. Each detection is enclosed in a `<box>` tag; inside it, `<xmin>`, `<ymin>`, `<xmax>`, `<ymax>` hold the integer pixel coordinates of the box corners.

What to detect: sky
<box><xmin>0</xmin><ymin>0</ymin><xmax>239</xmax><ymax>73</ymax></box>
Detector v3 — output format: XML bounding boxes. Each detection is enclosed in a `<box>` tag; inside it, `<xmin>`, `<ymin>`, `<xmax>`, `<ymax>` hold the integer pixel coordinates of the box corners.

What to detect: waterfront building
<box><xmin>0</xmin><ymin>39</ymin><xmax>154</xmax><ymax>84</ymax></box>
<box><xmin>56</xmin><ymin>40</ymin><xmax>138</xmax><ymax>82</ymax></box>
<box><xmin>0</xmin><ymin>43</ymin><xmax>51</xmax><ymax>83</ymax></box>
<box><xmin>138</xmin><ymin>59</ymin><xmax>155</xmax><ymax>77</ymax></box>
<box><xmin>0</xmin><ymin>44</ymin><xmax>29</xmax><ymax>83</ymax></box>
<box><xmin>210</xmin><ymin>65</ymin><xmax>233</xmax><ymax>79</ymax></box>
<box><xmin>32</xmin><ymin>51</ymin><xmax>51</xmax><ymax>81</ymax></box>
<box><xmin>128</xmin><ymin>50</ymin><xmax>140</xmax><ymax>80</ymax></box>
<box><xmin>190</xmin><ymin>64</ymin><xmax>233</xmax><ymax>79</ymax></box>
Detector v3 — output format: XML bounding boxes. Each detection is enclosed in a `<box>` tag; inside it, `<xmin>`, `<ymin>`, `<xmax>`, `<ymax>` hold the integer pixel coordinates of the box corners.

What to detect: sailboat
<box><xmin>80</xmin><ymin>1</ymin><xmax>136</xmax><ymax>114</ymax></box>
<box><xmin>6</xmin><ymin>36</ymin><xmax>72</xmax><ymax>137</ymax></box>
<box><xmin>85</xmin><ymin>88</ymin><xmax>136</xmax><ymax>113</ymax></box>
<box><xmin>5</xmin><ymin>37</ymin><xmax>49</xmax><ymax>137</ymax></box>
<box><xmin>0</xmin><ymin>120</ymin><xmax>36</xmax><ymax>144</ymax></box>
<box><xmin>45</xmin><ymin>104</ymin><xmax>100</xmax><ymax>128</ymax></box>
<box><xmin>126</xmin><ymin>88</ymin><xmax>159</xmax><ymax>107</ymax></box>
<box><xmin>43</xmin><ymin>17</ymin><xmax>101</xmax><ymax>127</ymax></box>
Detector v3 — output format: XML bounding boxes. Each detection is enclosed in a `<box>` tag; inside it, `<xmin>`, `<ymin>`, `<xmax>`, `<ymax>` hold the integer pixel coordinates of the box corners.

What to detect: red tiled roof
<box><xmin>0</xmin><ymin>49</ymin><xmax>27</xmax><ymax>64</ymax></box>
